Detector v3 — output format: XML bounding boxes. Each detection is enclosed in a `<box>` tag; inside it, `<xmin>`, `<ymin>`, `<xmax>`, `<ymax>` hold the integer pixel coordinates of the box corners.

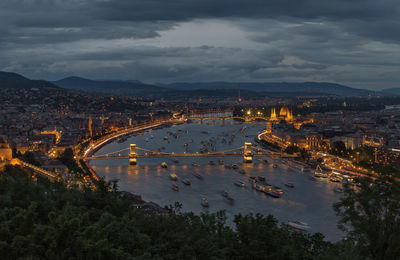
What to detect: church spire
<box><xmin>88</xmin><ymin>115</ymin><xmax>93</xmax><ymax>138</ymax></box>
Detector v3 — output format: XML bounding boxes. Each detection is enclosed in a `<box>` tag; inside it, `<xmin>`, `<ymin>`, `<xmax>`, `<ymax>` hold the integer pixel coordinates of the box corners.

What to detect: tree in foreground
<box><xmin>0</xmin><ymin>166</ymin><xmax>341</xmax><ymax>259</ymax></box>
<box><xmin>334</xmin><ymin>170</ymin><xmax>400</xmax><ymax>260</ymax></box>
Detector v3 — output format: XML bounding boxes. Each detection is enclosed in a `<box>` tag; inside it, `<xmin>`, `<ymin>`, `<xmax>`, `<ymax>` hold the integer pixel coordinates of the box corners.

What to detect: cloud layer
<box><xmin>1</xmin><ymin>0</ymin><xmax>400</xmax><ymax>89</ymax></box>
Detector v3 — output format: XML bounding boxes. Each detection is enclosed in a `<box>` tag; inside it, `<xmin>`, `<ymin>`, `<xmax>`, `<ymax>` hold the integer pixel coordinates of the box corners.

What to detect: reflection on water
<box><xmin>91</xmin><ymin>120</ymin><xmax>344</xmax><ymax>241</ymax></box>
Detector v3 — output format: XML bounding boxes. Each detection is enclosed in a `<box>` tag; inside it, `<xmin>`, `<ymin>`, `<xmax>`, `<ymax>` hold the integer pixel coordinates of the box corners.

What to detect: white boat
<box><xmin>181</xmin><ymin>178</ymin><xmax>191</xmax><ymax>185</ymax></box>
<box><xmin>201</xmin><ymin>198</ymin><xmax>209</xmax><ymax>207</ymax></box>
<box><xmin>314</xmin><ymin>165</ymin><xmax>329</xmax><ymax>178</ymax></box>
<box><xmin>234</xmin><ymin>180</ymin><xmax>246</xmax><ymax>187</ymax></box>
<box><xmin>286</xmin><ymin>221</ymin><xmax>311</xmax><ymax>231</ymax></box>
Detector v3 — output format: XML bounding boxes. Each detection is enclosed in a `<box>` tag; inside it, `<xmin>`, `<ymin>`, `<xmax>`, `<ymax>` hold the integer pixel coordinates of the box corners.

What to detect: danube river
<box><xmin>90</xmin><ymin>120</ymin><xmax>344</xmax><ymax>241</ymax></box>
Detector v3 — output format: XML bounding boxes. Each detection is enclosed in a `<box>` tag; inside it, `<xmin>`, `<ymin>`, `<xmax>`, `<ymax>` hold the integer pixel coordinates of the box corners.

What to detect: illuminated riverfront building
<box><xmin>263</xmin><ymin>105</ymin><xmax>322</xmax><ymax>150</ymax></box>
<box><xmin>88</xmin><ymin>115</ymin><xmax>93</xmax><ymax>138</ymax></box>
<box><xmin>267</xmin><ymin>104</ymin><xmax>312</xmax><ymax>131</ymax></box>
<box><xmin>0</xmin><ymin>142</ymin><xmax>12</xmax><ymax>161</ymax></box>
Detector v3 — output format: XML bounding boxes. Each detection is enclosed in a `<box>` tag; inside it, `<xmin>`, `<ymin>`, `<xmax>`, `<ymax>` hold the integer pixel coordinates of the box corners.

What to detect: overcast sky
<box><xmin>1</xmin><ymin>0</ymin><xmax>399</xmax><ymax>89</ymax></box>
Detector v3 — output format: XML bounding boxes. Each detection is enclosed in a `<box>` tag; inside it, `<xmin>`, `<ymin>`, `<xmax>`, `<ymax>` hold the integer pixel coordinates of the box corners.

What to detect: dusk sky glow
<box><xmin>1</xmin><ymin>0</ymin><xmax>400</xmax><ymax>89</ymax></box>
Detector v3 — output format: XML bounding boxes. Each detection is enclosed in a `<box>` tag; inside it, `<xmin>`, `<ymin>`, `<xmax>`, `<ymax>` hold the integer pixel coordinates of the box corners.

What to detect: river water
<box><xmin>90</xmin><ymin>120</ymin><xmax>344</xmax><ymax>241</ymax></box>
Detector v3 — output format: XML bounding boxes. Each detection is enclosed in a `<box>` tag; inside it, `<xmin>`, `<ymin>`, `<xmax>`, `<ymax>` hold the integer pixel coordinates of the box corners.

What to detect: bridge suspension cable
<box><xmin>93</xmin><ymin>147</ymin><xmax>130</xmax><ymax>157</ymax></box>
<box><xmin>136</xmin><ymin>147</ymin><xmax>173</xmax><ymax>155</ymax></box>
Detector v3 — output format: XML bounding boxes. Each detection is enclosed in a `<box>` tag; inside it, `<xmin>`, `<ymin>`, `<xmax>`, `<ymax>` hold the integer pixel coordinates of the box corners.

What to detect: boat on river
<box><xmin>234</xmin><ymin>180</ymin><xmax>246</xmax><ymax>187</ymax></box>
<box><xmin>218</xmin><ymin>158</ymin><xmax>224</xmax><ymax>165</ymax></box>
<box><xmin>222</xmin><ymin>190</ymin><xmax>234</xmax><ymax>204</ymax></box>
<box><xmin>192</xmin><ymin>172</ymin><xmax>203</xmax><ymax>180</ymax></box>
<box><xmin>170</xmin><ymin>173</ymin><xmax>178</xmax><ymax>181</ymax></box>
<box><xmin>171</xmin><ymin>158</ymin><xmax>179</xmax><ymax>164</ymax></box>
<box><xmin>314</xmin><ymin>165</ymin><xmax>329</xmax><ymax>178</ymax></box>
<box><xmin>192</xmin><ymin>162</ymin><xmax>200</xmax><ymax>167</ymax></box>
<box><xmin>330</xmin><ymin>175</ymin><xmax>343</xmax><ymax>183</ymax></box>
<box><xmin>181</xmin><ymin>178</ymin><xmax>191</xmax><ymax>185</ymax></box>
<box><xmin>286</xmin><ymin>221</ymin><xmax>311</xmax><ymax>231</ymax></box>
<box><xmin>161</xmin><ymin>162</ymin><xmax>168</xmax><ymax>168</ymax></box>
<box><xmin>285</xmin><ymin>183</ymin><xmax>295</xmax><ymax>188</ymax></box>
<box><xmin>172</xmin><ymin>182</ymin><xmax>179</xmax><ymax>191</ymax></box>
<box><xmin>201</xmin><ymin>198</ymin><xmax>209</xmax><ymax>207</ymax></box>
<box><xmin>264</xmin><ymin>187</ymin><xmax>282</xmax><ymax>198</ymax></box>
<box><xmin>231</xmin><ymin>164</ymin><xmax>239</xmax><ymax>169</ymax></box>
<box><xmin>238</xmin><ymin>169</ymin><xmax>246</xmax><ymax>174</ymax></box>
<box><xmin>257</xmin><ymin>176</ymin><xmax>266</xmax><ymax>182</ymax></box>
<box><xmin>248</xmin><ymin>178</ymin><xmax>257</xmax><ymax>185</ymax></box>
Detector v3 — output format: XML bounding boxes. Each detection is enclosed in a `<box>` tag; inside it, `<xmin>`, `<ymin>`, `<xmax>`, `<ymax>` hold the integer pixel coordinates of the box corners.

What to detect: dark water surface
<box><xmin>91</xmin><ymin>120</ymin><xmax>344</xmax><ymax>241</ymax></box>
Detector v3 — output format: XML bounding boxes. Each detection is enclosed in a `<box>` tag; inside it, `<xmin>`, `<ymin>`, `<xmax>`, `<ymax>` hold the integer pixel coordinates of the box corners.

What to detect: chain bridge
<box><xmin>84</xmin><ymin>142</ymin><xmax>296</xmax><ymax>165</ymax></box>
<box><xmin>186</xmin><ymin>115</ymin><xmax>269</xmax><ymax>123</ymax></box>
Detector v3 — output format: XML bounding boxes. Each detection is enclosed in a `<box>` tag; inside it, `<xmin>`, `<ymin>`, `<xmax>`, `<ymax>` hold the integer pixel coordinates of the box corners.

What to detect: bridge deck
<box><xmin>85</xmin><ymin>153</ymin><xmax>295</xmax><ymax>160</ymax></box>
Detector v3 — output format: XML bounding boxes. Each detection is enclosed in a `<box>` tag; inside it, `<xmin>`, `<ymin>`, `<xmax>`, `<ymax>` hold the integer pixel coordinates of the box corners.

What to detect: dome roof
<box><xmin>279</xmin><ymin>105</ymin><xmax>289</xmax><ymax>116</ymax></box>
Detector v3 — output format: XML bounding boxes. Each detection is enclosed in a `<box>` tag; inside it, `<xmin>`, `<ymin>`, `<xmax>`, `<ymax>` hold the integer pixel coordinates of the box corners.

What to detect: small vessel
<box><xmin>161</xmin><ymin>162</ymin><xmax>168</xmax><ymax>168</ymax></box>
<box><xmin>286</xmin><ymin>221</ymin><xmax>311</xmax><ymax>231</ymax></box>
<box><xmin>248</xmin><ymin>176</ymin><xmax>257</xmax><ymax>183</ymax></box>
<box><xmin>192</xmin><ymin>162</ymin><xmax>200</xmax><ymax>167</ymax></box>
<box><xmin>334</xmin><ymin>187</ymin><xmax>344</xmax><ymax>193</ymax></box>
<box><xmin>257</xmin><ymin>176</ymin><xmax>266</xmax><ymax>182</ymax></box>
<box><xmin>209</xmin><ymin>160</ymin><xmax>215</xmax><ymax>166</ymax></box>
<box><xmin>171</xmin><ymin>158</ymin><xmax>179</xmax><ymax>164</ymax></box>
<box><xmin>234</xmin><ymin>180</ymin><xmax>246</xmax><ymax>187</ymax></box>
<box><xmin>201</xmin><ymin>198</ymin><xmax>209</xmax><ymax>207</ymax></box>
<box><xmin>218</xmin><ymin>158</ymin><xmax>224</xmax><ymax>165</ymax></box>
<box><xmin>222</xmin><ymin>190</ymin><xmax>234</xmax><ymax>204</ymax></box>
<box><xmin>172</xmin><ymin>182</ymin><xmax>179</xmax><ymax>191</ymax></box>
<box><xmin>231</xmin><ymin>164</ymin><xmax>239</xmax><ymax>169</ymax></box>
<box><xmin>170</xmin><ymin>173</ymin><xmax>178</xmax><ymax>181</ymax></box>
<box><xmin>272</xmin><ymin>164</ymin><xmax>278</xmax><ymax>168</ymax></box>
<box><xmin>314</xmin><ymin>165</ymin><xmax>329</xmax><ymax>178</ymax></box>
<box><xmin>163</xmin><ymin>136</ymin><xmax>168</xmax><ymax>140</ymax></box>
<box><xmin>309</xmin><ymin>176</ymin><xmax>316</xmax><ymax>181</ymax></box>
<box><xmin>263</xmin><ymin>159</ymin><xmax>269</xmax><ymax>164</ymax></box>
<box><xmin>238</xmin><ymin>169</ymin><xmax>246</xmax><ymax>174</ymax></box>
<box><xmin>193</xmin><ymin>173</ymin><xmax>203</xmax><ymax>180</ymax></box>
<box><xmin>285</xmin><ymin>183</ymin><xmax>295</xmax><ymax>188</ymax></box>
<box><xmin>330</xmin><ymin>176</ymin><xmax>342</xmax><ymax>183</ymax></box>
<box><xmin>264</xmin><ymin>187</ymin><xmax>282</xmax><ymax>198</ymax></box>
<box><xmin>273</xmin><ymin>186</ymin><xmax>285</xmax><ymax>195</ymax></box>
<box><xmin>181</xmin><ymin>178</ymin><xmax>191</xmax><ymax>186</ymax></box>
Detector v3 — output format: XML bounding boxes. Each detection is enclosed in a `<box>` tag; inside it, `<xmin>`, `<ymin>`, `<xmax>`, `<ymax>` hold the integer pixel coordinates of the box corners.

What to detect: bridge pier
<box><xmin>243</xmin><ymin>142</ymin><xmax>253</xmax><ymax>163</ymax></box>
<box><xmin>129</xmin><ymin>144</ymin><xmax>137</xmax><ymax>165</ymax></box>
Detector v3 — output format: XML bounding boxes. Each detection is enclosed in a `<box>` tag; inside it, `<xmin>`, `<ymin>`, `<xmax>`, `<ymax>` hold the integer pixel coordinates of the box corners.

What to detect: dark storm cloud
<box><xmin>0</xmin><ymin>0</ymin><xmax>399</xmax><ymax>88</ymax></box>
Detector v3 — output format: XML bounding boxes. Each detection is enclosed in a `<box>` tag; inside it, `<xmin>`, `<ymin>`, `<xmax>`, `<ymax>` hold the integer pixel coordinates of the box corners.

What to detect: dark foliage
<box><xmin>0</xmin><ymin>167</ymin><xmax>341</xmax><ymax>259</ymax></box>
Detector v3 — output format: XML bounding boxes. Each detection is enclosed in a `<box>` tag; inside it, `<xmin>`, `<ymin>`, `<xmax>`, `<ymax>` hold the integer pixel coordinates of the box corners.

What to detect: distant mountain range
<box><xmin>0</xmin><ymin>71</ymin><xmax>58</xmax><ymax>89</ymax></box>
<box><xmin>382</xmin><ymin>88</ymin><xmax>400</xmax><ymax>95</ymax></box>
<box><xmin>0</xmin><ymin>71</ymin><xmax>394</xmax><ymax>97</ymax></box>
<box><xmin>160</xmin><ymin>82</ymin><xmax>376</xmax><ymax>97</ymax></box>
<box><xmin>53</xmin><ymin>76</ymin><xmax>165</xmax><ymax>95</ymax></box>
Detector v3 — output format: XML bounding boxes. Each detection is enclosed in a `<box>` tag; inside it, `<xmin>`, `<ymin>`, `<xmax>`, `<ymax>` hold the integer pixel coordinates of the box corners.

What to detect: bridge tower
<box><xmin>243</xmin><ymin>142</ymin><xmax>253</xmax><ymax>163</ymax></box>
<box><xmin>129</xmin><ymin>144</ymin><xmax>137</xmax><ymax>165</ymax></box>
